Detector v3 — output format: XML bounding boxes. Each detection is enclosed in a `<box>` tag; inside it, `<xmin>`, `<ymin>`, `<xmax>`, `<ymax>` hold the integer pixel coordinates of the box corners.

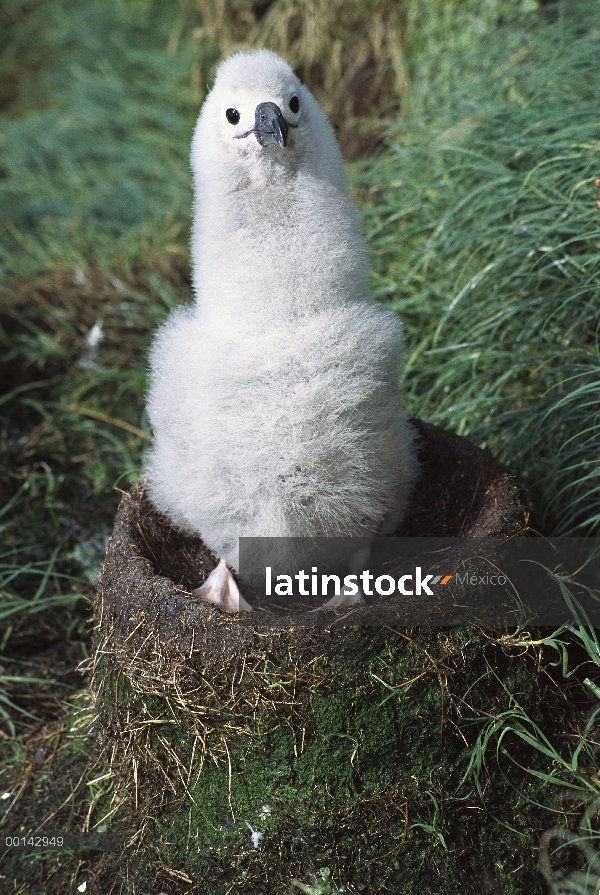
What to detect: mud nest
<box><xmin>93</xmin><ymin>419</ymin><xmax>529</xmax><ymax>719</ymax></box>
<box><xmin>90</xmin><ymin>420</ymin><xmax>534</xmax><ymax>892</ymax></box>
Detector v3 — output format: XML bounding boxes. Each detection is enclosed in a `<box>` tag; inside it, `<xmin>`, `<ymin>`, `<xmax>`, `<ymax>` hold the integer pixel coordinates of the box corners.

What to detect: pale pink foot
<box><xmin>317</xmin><ymin>586</ymin><xmax>366</xmax><ymax>609</ymax></box>
<box><xmin>311</xmin><ymin>546</ymin><xmax>370</xmax><ymax>610</ymax></box>
<box><xmin>192</xmin><ymin>558</ymin><xmax>254</xmax><ymax>613</ymax></box>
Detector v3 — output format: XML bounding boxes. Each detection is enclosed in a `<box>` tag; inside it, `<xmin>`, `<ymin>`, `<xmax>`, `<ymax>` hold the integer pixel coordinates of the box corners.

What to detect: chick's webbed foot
<box><xmin>311</xmin><ymin>546</ymin><xmax>369</xmax><ymax>610</ymax></box>
<box><xmin>192</xmin><ymin>558</ymin><xmax>254</xmax><ymax>612</ymax></box>
<box><xmin>314</xmin><ymin>586</ymin><xmax>366</xmax><ymax>610</ymax></box>
<box><xmin>318</xmin><ymin>587</ymin><xmax>366</xmax><ymax>612</ymax></box>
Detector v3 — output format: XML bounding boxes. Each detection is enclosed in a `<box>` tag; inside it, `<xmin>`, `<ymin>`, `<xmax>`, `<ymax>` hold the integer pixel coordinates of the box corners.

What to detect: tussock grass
<box><xmin>0</xmin><ymin>0</ymin><xmax>196</xmax><ymax>660</ymax></box>
<box><xmin>187</xmin><ymin>0</ymin><xmax>539</xmax><ymax>158</ymax></box>
<box><xmin>0</xmin><ymin>1</ymin><xmax>196</xmax><ymax>280</ymax></box>
<box><xmin>190</xmin><ymin>0</ymin><xmax>410</xmax><ymax>159</ymax></box>
<box><xmin>356</xmin><ymin>0</ymin><xmax>600</xmax><ymax>534</ymax></box>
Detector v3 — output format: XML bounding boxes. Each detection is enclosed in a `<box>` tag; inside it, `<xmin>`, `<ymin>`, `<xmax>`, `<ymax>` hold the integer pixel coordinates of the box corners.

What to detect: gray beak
<box><xmin>254</xmin><ymin>102</ymin><xmax>288</xmax><ymax>148</ymax></box>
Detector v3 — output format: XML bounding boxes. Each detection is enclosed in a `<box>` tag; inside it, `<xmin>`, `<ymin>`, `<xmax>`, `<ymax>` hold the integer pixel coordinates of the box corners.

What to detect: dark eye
<box><xmin>226</xmin><ymin>108</ymin><xmax>240</xmax><ymax>125</ymax></box>
<box><xmin>289</xmin><ymin>95</ymin><xmax>300</xmax><ymax>114</ymax></box>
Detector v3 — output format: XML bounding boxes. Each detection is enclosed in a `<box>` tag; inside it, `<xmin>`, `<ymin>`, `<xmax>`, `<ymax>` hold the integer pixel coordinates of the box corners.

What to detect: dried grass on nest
<box><xmin>91</xmin><ymin>420</ymin><xmax>528</xmax><ymax>767</ymax></box>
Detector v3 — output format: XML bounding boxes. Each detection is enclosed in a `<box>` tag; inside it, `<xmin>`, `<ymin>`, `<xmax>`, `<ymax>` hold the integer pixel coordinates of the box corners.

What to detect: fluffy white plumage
<box><xmin>145</xmin><ymin>49</ymin><xmax>418</xmax><ymax>608</ymax></box>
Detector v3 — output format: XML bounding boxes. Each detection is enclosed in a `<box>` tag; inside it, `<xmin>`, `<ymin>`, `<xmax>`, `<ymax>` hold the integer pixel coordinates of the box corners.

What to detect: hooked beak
<box><xmin>254</xmin><ymin>102</ymin><xmax>288</xmax><ymax>148</ymax></box>
<box><xmin>233</xmin><ymin>101</ymin><xmax>298</xmax><ymax>148</ymax></box>
<box><xmin>235</xmin><ymin>101</ymin><xmax>287</xmax><ymax>149</ymax></box>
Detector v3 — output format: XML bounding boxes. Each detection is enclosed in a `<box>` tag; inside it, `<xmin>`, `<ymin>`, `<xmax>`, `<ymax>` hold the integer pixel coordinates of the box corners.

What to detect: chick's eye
<box><xmin>289</xmin><ymin>95</ymin><xmax>300</xmax><ymax>114</ymax></box>
<box><xmin>226</xmin><ymin>108</ymin><xmax>240</xmax><ymax>125</ymax></box>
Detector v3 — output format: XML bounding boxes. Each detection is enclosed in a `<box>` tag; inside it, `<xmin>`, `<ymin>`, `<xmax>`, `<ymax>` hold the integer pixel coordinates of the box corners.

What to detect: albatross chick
<box><xmin>145</xmin><ymin>50</ymin><xmax>418</xmax><ymax>612</ymax></box>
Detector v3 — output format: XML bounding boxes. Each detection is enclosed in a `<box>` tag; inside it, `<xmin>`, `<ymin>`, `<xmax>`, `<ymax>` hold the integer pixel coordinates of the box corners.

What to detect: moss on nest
<box><xmin>92</xmin><ymin>419</ymin><xmax>530</xmax><ymax>754</ymax></box>
<box><xmin>89</xmin><ymin>626</ymin><xmax>552</xmax><ymax>893</ymax></box>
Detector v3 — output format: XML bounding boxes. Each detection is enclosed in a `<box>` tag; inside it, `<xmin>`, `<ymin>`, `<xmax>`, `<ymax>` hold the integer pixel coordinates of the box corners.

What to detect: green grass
<box><xmin>0</xmin><ymin>0</ymin><xmax>199</xmax><ymax>657</ymax></box>
<box><xmin>354</xmin><ymin>0</ymin><xmax>600</xmax><ymax>534</ymax></box>
<box><xmin>0</xmin><ymin>0</ymin><xmax>200</xmax><ymax>275</ymax></box>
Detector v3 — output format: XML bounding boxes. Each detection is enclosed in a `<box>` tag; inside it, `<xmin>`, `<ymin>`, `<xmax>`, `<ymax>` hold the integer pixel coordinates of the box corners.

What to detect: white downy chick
<box><xmin>145</xmin><ymin>50</ymin><xmax>418</xmax><ymax>612</ymax></box>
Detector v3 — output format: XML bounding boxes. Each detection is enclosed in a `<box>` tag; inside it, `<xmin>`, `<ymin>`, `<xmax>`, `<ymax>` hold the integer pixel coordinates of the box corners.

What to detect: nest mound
<box><xmin>91</xmin><ymin>420</ymin><xmax>532</xmax><ymax>891</ymax></box>
<box><xmin>95</xmin><ymin>418</ymin><xmax>528</xmax><ymax>683</ymax></box>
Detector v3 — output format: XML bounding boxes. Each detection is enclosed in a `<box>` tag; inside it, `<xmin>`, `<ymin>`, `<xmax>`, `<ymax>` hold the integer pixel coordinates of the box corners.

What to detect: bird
<box><xmin>145</xmin><ymin>49</ymin><xmax>418</xmax><ymax>613</ymax></box>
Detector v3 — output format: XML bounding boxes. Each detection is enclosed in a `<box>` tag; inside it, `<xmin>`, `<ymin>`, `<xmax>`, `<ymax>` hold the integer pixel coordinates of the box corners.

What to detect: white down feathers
<box><xmin>146</xmin><ymin>50</ymin><xmax>418</xmax><ymax>574</ymax></box>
